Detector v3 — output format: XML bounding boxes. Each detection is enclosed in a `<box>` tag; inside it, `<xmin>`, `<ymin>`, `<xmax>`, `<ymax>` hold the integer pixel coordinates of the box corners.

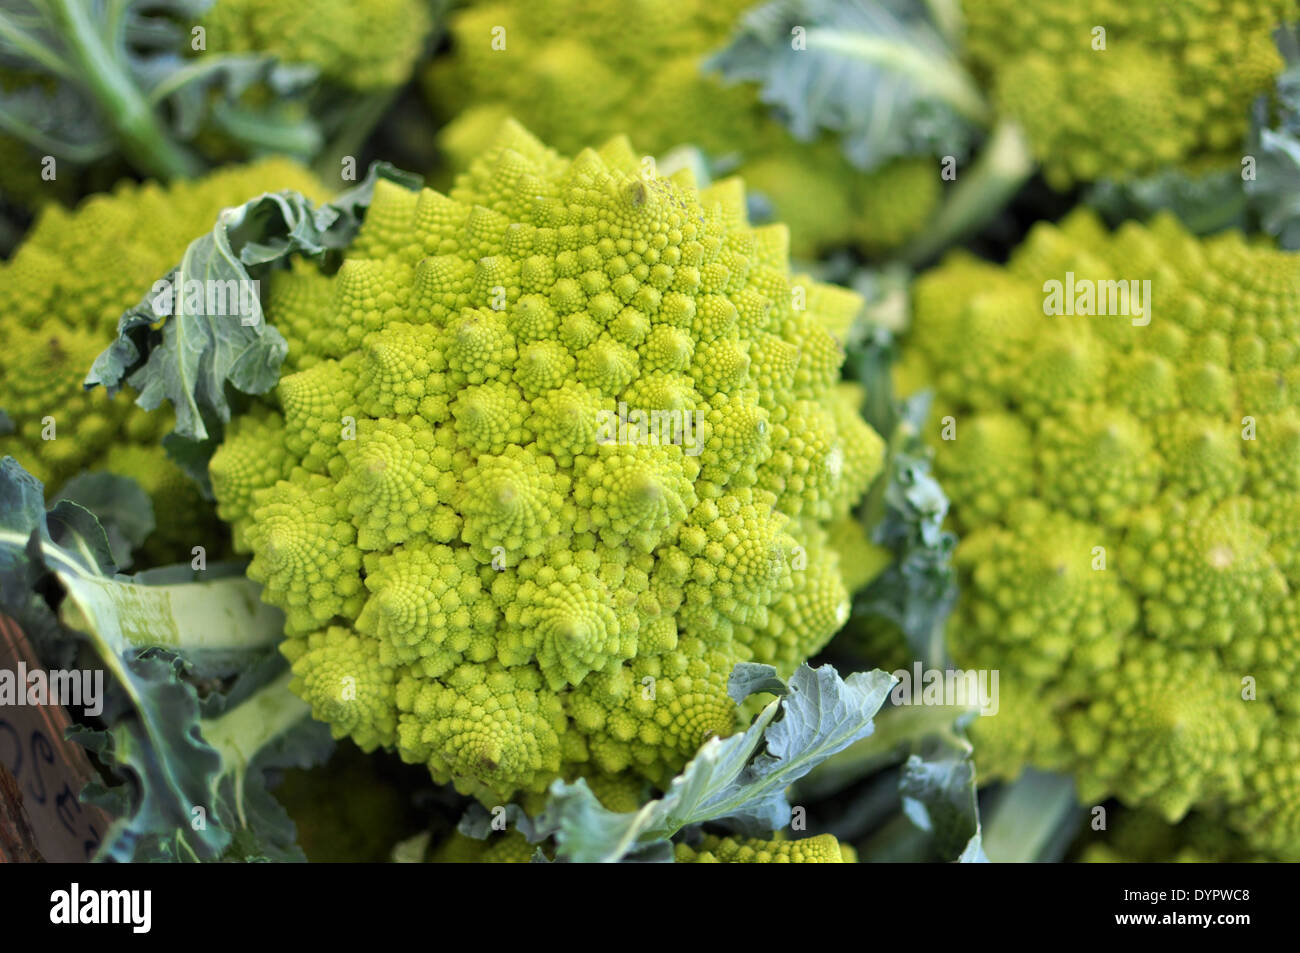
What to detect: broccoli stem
<box><xmin>48</xmin><ymin>559</ymin><xmax>292</xmax><ymax>834</ymax></box>
<box><xmin>980</xmin><ymin>769</ymin><xmax>1081</xmax><ymax>862</ymax></box>
<box><xmin>198</xmin><ymin>670</ymin><xmax>312</xmax><ymax>830</ymax></box>
<box><xmin>56</xmin><ymin>571</ymin><xmax>285</xmax><ymax>654</ymax></box>
<box><xmin>44</xmin><ymin>0</ymin><xmax>202</xmax><ymax>180</ymax></box>
<box><xmin>200</xmin><ymin>670</ymin><xmax>309</xmax><ymax>771</ymax></box>
<box><xmin>920</xmin><ymin>0</ymin><xmax>965</xmax><ymax>50</ymax></box>
<box><xmin>899</xmin><ymin>118</ymin><xmax>1037</xmax><ymax>267</ymax></box>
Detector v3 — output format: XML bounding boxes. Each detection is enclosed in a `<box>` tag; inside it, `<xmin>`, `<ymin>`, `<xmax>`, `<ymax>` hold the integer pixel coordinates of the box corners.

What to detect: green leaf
<box><xmin>793</xmin><ymin>702</ymin><xmax>977</xmax><ymax>801</ymax></box>
<box><xmin>847</xmin><ymin>324</ymin><xmax>958</xmax><ymax>665</ymax></box>
<box><xmin>458</xmin><ymin>803</ymin><xmax>548</xmax><ymax>843</ymax></box>
<box><xmin>0</xmin><ymin>0</ymin><xmax>210</xmax><ymax>178</ymax></box>
<box><xmin>53</xmin><ymin>556</ymin><xmax>311</xmax><ymax>863</ymax></box>
<box><xmin>163</xmin><ymin>421</ymin><xmax>224</xmax><ymax>499</ymax></box>
<box><xmin>140</xmin><ymin>53</ymin><xmax>320</xmax><ymax>145</ymax></box>
<box><xmin>0</xmin><ymin>457</ymin><xmax>54</xmax><ymax>629</ymax></box>
<box><xmin>725</xmin><ymin>661</ymin><xmax>789</xmax><ymax>704</ymax></box>
<box><xmin>87</xmin><ymin>163</ymin><xmax>424</xmax><ymax>442</ymax></box>
<box><xmin>0</xmin><ymin>74</ymin><xmax>116</xmax><ymax>164</ymax></box>
<box><xmin>53</xmin><ymin>472</ymin><xmax>156</xmax><ymax>569</ymax></box>
<box><xmin>0</xmin><ymin>455</ymin><xmax>326</xmax><ymax>862</ymax></box>
<box><xmin>195</xmin><ymin>659</ymin><xmax>334</xmax><ymax>863</ymax></box>
<box><xmin>536</xmin><ymin>664</ymin><xmax>896</xmax><ymax>862</ymax></box>
<box><xmin>1249</xmin><ymin>127</ymin><xmax>1300</xmax><ymax>248</ymax></box>
<box><xmin>1086</xmin><ymin>167</ymin><xmax>1248</xmax><ymax>236</ymax></box>
<box><xmin>705</xmin><ymin>0</ymin><xmax>988</xmax><ymax>171</ymax></box>
<box><xmin>860</xmin><ymin>446</ymin><xmax>956</xmax><ymax>665</ymax></box>
<box><xmin>206</xmin><ymin>94</ymin><xmax>323</xmax><ymax>160</ymax></box>
<box><xmin>0</xmin><ymin>0</ymin><xmax>428</xmax><ymax>179</ymax></box>
<box><xmin>900</xmin><ymin>754</ymin><xmax>988</xmax><ymax>862</ymax></box>
<box><xmin>898</xmin><ymin>117</ymin><xmax>1036</xmax><ymax>266</ymax></box>
<box><xmin>1244</xmin><ymin>23</ymin><xmax>1300</xmax><ymax>248</ymax></box>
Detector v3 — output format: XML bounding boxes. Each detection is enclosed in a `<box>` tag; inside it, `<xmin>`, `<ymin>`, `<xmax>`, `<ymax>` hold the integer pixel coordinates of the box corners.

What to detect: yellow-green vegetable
<box><xmin>203</xmin><ymin>0</ymin><xmax>432</xmax><ymax>92</ymax></box>
<box><xmin>962</xmin><ymin>0</ymin><xmax>1292</xmax><ymax>189</ymax></box>
<box><xmin>0</xmin><ymin>158</ymin><xmax>328</xmax><ymax>559</ymax></box>
<box><xmin>208</xmin><ymin>120</ymin><xmax>887</xmax><ymax>807</ymax></box>
<box><xmin>424</xmin><ymin>0</ymin><xmax>939</xmax><ymax>258</ymax></box>
<box><xmin>674</xmin><ymin>833</ymin><xmax>853</xmax><ymax>863</ymax></box>
<box><xmin>900</xmin><ymin>209</ymin><xmax>1300</xmax><ymax>859</ymax></box>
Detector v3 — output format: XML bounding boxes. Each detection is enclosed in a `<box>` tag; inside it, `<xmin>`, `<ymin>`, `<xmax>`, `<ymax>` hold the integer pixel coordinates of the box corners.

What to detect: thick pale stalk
<box><xmin>46</xmin><ymin>0</ymin><xmax>201</xmax><ymax>179</ymax></box>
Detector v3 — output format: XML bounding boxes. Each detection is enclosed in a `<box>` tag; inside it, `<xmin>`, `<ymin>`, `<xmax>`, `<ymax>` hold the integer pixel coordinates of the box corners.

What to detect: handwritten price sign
<box><xmin>0</xmin><ymin>614</ymin><xmax>111</xmax><ymax>862</ymax></box>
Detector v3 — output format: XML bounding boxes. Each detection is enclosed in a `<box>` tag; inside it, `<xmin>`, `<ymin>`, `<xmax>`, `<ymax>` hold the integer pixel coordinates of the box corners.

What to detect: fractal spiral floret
<box><xmin>673</xmin><ymin>833</ymin><xmax>854</xmax><ymax>863</ymax></box>
<box><xmin>899</xmin><ymin>209</ymin><xmax>1300</xmax><ymax>858</ymax></box>
<box><xmin>430</xmin><ymin>830</ymin><xmax>854</xmax><ymax>863</ymax></box>
<box><xmin>209</xmin><ymin>121</ymin><xmax>886</xmax><ymax>805</ymax></box>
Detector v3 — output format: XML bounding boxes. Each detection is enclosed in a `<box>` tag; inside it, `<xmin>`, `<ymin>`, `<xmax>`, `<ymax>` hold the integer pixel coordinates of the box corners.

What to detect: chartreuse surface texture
<box><xmin>897</xmin><ymin>209</ymin><xmax>1300</xmax><ymax>859</ymax></box>
<box><xmin>431</xmin><ymin>830</ymin><xmax>854</xmax><ymax>862</ymax></box>
<box><xmin>962</xmin><ymin>0</ymin><xmax>1294</xmax><ymax>189</ymax></box>
<box><xmin>202</xmin><ymin>0</ymin><xmax>431</xmax><ymax>92</ymax></box>
<box><xmin>208</xmin><ymin>121</ymin><xmax>886</xmax><ymax>807</ymax></box>
<box><xmin>0</xmin><ymin>159</ymin><xmax>327</xmax><ymax>558</ymax></box>
<box><xmin>425</xmin><ymin>0</ymin><xmax>939</xmax><ymax>258</ymax></box>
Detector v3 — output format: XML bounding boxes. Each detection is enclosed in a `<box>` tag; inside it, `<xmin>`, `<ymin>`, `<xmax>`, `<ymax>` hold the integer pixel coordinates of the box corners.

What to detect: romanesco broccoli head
<box><xmin>962</xmin><ymin>0</ymin><xmax>1293</xmax><ymax>189</ymax></box>
<box><xmin>202</xmin><ymin>0</ymin><xmax>432</xmax><ymax>91</ymax></box>
<box><xmin>431</xmin><ymin>829</ymin><xmax>541</xmax><ymax>862</ymax></box>
<box><xmin>209</xmin><ymin>120</ymin><xmax>886</xmax><ymax>805</ymax></box>
<box><xmin>0</xmin><ymin>158</ymin><xmax>328</xmax><ymax>560</ymax></box>
<box><xmin>424</xmin><ymin>0</ymin><xmax>939</xmax><ymax>258</ymax></box>
<box><xmin>738</xmin><ymin>142</ymin><xmax>940</xmax><ymax>260</ymax></box>
<box><xmin>673</xmin><ymin>833</ymin><xmax>852</xmax><ymax>863</ymax></box>
<box><xmin>901</xmin><ymin>209</ymin><xmax>1300</xmax><ymax>858</ymax></box>
<box><xmin>432</xmin><ymin>831</ymin><xmax>852</xmax><ymax>862</ymax></box>
<box><xmin>1076</xmin><ymin>806</ymin><xmax>1261</xmax><ymax>863</ymax></box>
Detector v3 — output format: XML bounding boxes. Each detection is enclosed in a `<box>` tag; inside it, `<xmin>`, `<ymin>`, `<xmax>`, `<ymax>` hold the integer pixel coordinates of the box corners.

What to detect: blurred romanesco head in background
<box><xmin>423</xmin><ymin>0</ymin><xmax>939</xmax><ymax>259</ymax></box>
<box><xmin>202</xmin><ymin>0</ymin><xmax>433</xmax><ymax>92</ymax></box>
<box><xmin>0</xmin><ymin>158</ymin><xmax>328</xmax><ymax>561</ymax></box>
<box><xmin>0</xmin><ymin>0</ymin><xmax>434</xmax><ymax>197</ymax></box>
<box><xmin>188</xmin><ymin>0</ymin><xmax>436</xmax><ymax>166</ymax></box>
<box><xmin>961</xmin><ymin>0</ymin><xmax>1294</xmax><ymax>189</ymax></box>
<box><xmin>1077</xmin><ymin>805</ymin><xmax>1261</xmax><ymax>863</ymax></box>
<box><xmin>898</xmin><ymin>209</ymin><xmax>1300</xmax><ymax>859</ymax></box>
<box><xmin>208</xmin><ymin>120</ymin><xmax>887</xmax><ymax>808</ymax></box>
